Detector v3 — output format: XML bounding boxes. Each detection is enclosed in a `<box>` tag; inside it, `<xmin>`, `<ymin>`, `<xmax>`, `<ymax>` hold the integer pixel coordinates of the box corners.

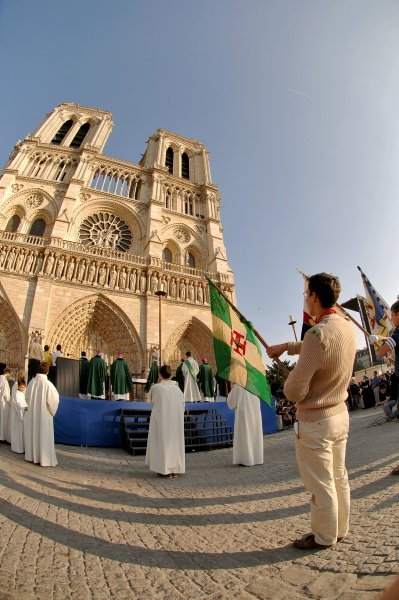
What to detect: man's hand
<box><xmin>369</xmin><ymin>335</ymin><xmax>387</xmax><ymax>345</ymax></box>
<box><xmin>266</xmin><ymin>343</ymin><xmax>288</xmax><ymax>359</ymax></box>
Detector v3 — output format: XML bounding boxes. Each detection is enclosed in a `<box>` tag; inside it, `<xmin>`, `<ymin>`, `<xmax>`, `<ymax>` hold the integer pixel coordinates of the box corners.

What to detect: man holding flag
<box><xmin>267</xmin><ymin>273</ymin><xmax>356</xmax><ymax>550</ymax></box>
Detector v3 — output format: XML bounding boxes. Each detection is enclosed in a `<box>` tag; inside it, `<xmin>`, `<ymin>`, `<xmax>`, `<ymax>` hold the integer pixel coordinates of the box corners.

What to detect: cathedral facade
<box><xmin>0</xmin><ymin>103</ymin><xmax>235</xmax><ymax>375</ymax></box>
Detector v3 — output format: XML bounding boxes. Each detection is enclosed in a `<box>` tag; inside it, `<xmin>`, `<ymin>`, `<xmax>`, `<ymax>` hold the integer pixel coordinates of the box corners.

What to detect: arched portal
<box><xmin>163</xmin><ymin>317</ymin><xmax>214</xmax><ymax>374</ymax></box>
<box><xmin>0</xmin><ymin>295</ymin><xmax>26</xmax><ymax>370</ymax></box>
<box><xmin>47</xmin><ymin>294</ymin><xmax>144</xmax><ymax>374</ymax></box>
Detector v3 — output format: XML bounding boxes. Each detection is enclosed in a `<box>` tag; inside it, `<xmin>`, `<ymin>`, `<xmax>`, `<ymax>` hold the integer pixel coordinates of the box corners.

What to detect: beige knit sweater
<box><xmin>283</xmin><ymin>314</ymin><xmax>356</xmax><ymax>422</ymax></box>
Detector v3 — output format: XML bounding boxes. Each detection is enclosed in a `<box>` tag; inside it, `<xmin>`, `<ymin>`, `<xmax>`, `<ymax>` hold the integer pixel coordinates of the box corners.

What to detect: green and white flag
<box><xmin>207</xmin><ymin>278</ymin><xmax>272</xmax><ymax>406</ymax></box>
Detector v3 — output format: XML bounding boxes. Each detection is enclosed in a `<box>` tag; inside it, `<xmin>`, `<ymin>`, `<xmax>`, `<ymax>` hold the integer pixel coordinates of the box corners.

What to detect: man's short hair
<box><xmin>81</xmin><ymin>351</ymin><xmax>86</xmax><ymax>357</ymax></box>
<box><xmin>308</xmin><ymin>273</ymin><xmax>341</xmax><ymax>309</ymax></box>
<box><xmin>159</xmin><ymin>364</ymin><xmax>172</xmax><ymax>379</ymax></box>
<box><xmin>44</xmin><ymin>344</ymin><xmax>49</xmax><ymax>351</ymax></box>
<box><xmin>2</xmin><ymin>368</ymin><xmax>10</xmax><ymax>375</ymax></box>
<box><xmin>186</xmin><ymin>351</ymin><xmax>191</xmax><ymax>357</ymax></box>
<box><xmin>39</xmin><ymin>362</ymin><xmax>49</xmax><ymax>374</ymax></box>
<box><xmin>56</xmin><ymin>344</ymin><xmax>62</xmax><ymax>351</ymax></box>
<box><xmin>391</xmin><ymin>300</ymin><xmax>399</xmax><ymax>314</ymax></box>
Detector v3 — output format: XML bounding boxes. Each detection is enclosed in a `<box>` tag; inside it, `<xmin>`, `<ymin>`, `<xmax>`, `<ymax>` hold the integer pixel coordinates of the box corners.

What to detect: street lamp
<box><xmin>288</xmin><ymin>314</ymin><xmax>298</xmax><ymax>341</ymax></box>
<box><xmin>155</xmin><ymin>284</ymin><xmax>167</xmax><ymax>365</ymax></box>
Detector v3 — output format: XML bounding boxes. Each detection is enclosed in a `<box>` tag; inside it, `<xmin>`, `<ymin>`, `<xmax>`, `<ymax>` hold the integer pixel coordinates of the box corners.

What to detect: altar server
<box><xmin>10</xmin><ymin>378</ymin><xmax>27</xmax><ymax>453</ymax></box>
<box><xmin>145</xmin><ymin>364</ymin><xmax>185</xmax><ymax>477</ymax></box>
<box><xmin>227</xmin><ymin>384</ymin><xmax>264</xmax><ymax>466</ymax></box>
<box><xmin>0</xmin><ymin>368</ymin><xmax>11</xmax><ymax>442</ymax></box>
<box><xmin>197</xmin><ymin>358</ymin><xmax>215</xmax><ymax>402</ymax></box>
<box><xmin>110</xmin><ymin>352</ymin><xmax>132</xmax><ymax>400</ymax></box>
<box><xmin>182</xmin><ymin>351</ymin><xmax>201</xmax><ymax>403</ymax></box>
<box><xmin>24</xmin><ymin>362</ymin><xmax>59</xmax><ymax>467</ymax></box>
<box><xmin>87</xmin><ymin>350</ymin><xmax>107</xmax><ymax>399</ymax></box>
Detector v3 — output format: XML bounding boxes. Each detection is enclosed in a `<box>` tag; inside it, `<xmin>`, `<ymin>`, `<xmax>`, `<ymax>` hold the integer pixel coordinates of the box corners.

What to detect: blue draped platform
<box><xmin>54</xmin><ymin>396</ymin><xmax>277</xmax><ymax>447</ymax></box>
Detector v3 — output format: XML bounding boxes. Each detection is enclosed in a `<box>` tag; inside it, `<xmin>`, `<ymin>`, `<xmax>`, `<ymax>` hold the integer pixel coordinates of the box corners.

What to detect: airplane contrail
<box><xmin>288</xmin><ymin>88</ymin><xmax>314</xmax><ymax>100</ymax></box>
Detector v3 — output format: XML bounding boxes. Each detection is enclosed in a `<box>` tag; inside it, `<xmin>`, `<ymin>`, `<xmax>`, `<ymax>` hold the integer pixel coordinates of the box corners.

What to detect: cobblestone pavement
<box><xmin>0</xmin><ymin>407</ymin><xmax>398</xmax><ymax>600</ymax></box>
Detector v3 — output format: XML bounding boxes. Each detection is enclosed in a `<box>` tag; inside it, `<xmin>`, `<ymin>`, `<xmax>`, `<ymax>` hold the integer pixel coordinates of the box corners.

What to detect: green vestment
<box><xmin>87</xmin><ymin>355</ymin><xmax>107</xmax><ymax>397</ymax></box>
<box><xmin>145</xmin><ymin>361</ymin><xmax>159</xmax><ymax>393</ymax></box>
<box><xmin>175</xmin><ymin>363</ymin><xmax>185</xmax><ymax>392</ymax></box>
<box><xmin>110</xmin><ymin>358</ymin><xmax>132</xmax><ymax>395</ymax></box>
<box><xmin>197</xmin><ymin>363</ymin><xmax>215</xmax><ymax>398</ymax></box>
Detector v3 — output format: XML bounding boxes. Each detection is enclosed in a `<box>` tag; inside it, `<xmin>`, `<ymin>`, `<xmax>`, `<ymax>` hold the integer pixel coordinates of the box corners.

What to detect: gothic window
<box><xmin>182</xmin><ymin>153</ymin><xmax>190</xmax><ymax>179</ymax></box>
<box><xmin>5</xmin><ymin>215</ymin><xmax>21</xmax><ymax>232</ymax></box>
<box><xmin>184</xmin><ymin>195</ymin><xmax>194</xmax><ymax>216</ymax></box>
<box><xmin>165</xmin><ymin>147</ymin><xmax>174</xmax><ymax>173</ymax></box>
<box><xmin>51</xmin><ymin>120</ymin><xmax>73</xmax><ymax>145</ymax></box>
<box><xmin>29</xmin><ymin>218</ymin><xmax>46</xmax><ymax>237</ymax></box>
<box><xmin>55</xmin><ymin>161</ymin><xmax>66</xmax><ymax>181</ymax></box>
<box><xmin>162</xmin><ymin>248</ymin><xmax>172</xmax><ymax>263</ymax></box>
<box><xmin>70</xmin><ymin>123</ymin><xmax>90</xmax><ymax>149</ymax></box>
<box><xmin>187</xmin><ymin>253</ymin><xmax>196</xmax><ymax>268</ymax></box>
<box><xmin>79</xmin><ymin>212</ymin><xmax>133</xmax><ymax>252</ymax></box>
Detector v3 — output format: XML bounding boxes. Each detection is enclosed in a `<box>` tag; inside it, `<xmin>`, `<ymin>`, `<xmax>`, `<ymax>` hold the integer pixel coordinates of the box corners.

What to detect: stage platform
<box><xmin>54</xmin><ymin>397</ymin><xmax>277</xmax><ymax>447</ymax></box>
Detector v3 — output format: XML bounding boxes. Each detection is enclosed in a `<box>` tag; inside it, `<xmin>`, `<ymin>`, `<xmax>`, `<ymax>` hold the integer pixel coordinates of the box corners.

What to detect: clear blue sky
<box><xmin>1</xmin><ymin>0</ymin><xmax>398</xmax><ymax>354</ymax></box>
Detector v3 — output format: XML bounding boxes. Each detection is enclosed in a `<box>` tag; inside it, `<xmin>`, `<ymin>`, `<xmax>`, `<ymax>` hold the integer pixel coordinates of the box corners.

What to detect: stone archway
<box><xmin>163</xmin><ymin>317</ymin><xmax>214</xmax><ymax>374</ymax></box>
<box><xmin>47</xmin><ymin>293</ymin><xmax>144</xmax><ymax>375</ymax></box>
<box><xmin>0</xmin><ymin>293</ymin><xmax>26</xmax><ymax>371</ymax></box>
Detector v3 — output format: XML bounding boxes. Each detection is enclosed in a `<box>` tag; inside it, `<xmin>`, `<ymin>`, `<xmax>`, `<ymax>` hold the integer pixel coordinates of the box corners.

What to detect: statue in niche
<box><xmin>66</xmin><ymin>257</ymin><xmax>75</xmax><ymax>280</ymax></box>
<box><xmin>179</xmin><ymin>280</ymin><xmax>186</xmax><ymax>301</ymax></box>
<box><xmin>35</xmin><ymin>252</ymin><xmax>44</xmax><ymax>274</ymax></box>
<box><xmin>98</xmin><ymin>263</ymin><xmax>107</xmax><ymax>286</ymax></box>
<box><xmin>24</xmin><ymin>251</ymin><xmax>35</xmax><ymax>273</ymax></box>
<box><xmin>170</xmin><ymin>278</ymin><xmax>176</xmax><ymax>298</ymax></box>
<box><xmin>87</xmin><ymin>262</ymin><xmax>96</xmax><ymax>284</ymax></box>
<box><xmin>6</xmin><ymin>248</ymin><xmax>16</xmax><ymax>270</ymax></box>
<box><xmin>77</xmin><ymin>260</ymin><xmax>86</xmax><ymax>282</ymax></box>
<box><xmin>129</xmin><ymin>269</ymin><xmax>137</xmax><ymax>291</ymax></box>
<box><xmin>188</xmin><ymin>282</ymin><xmax>195</xmax><ymax>302</ymax></box>
<box><xmin>197</xmin><ymin>285</ymin><xmax>203</xmax><ymax>303</ymax></box>
<box><xmin>44</xmin><ymin>252</ymin><xmax>54</xmax><ymax>275</ymax></box>
<box><xmin>55</xmin><ymin>255</ymin><xmax>65</xmax><ymax>278</ymax></box>
<box><xmin>119</xmin><ymin>268</ymin><xmax>127</xmax><ymax>290</ymax></box>
<box><xmin>109</xmin><ymin>265</ymin><xmax>117</xmax><ymax>288</ymax></box>
<box><xmin>150</xmin><ymin>272</ymin><xmax>158</xmax><ymax>294</ymax></box>
<box><xmin>0</xmin><ymin>247</ymin><xmax>5</xmax><ymax>267</ymax></box>
<box><xmin>15</xmin><ymin>249</ymin><xmax>25</xmax><ymax>272</ymax></box>
<box><xmin>139</xmin><ymin>271</ymin><xmax>146</xmax><ymax>293</ymax></box>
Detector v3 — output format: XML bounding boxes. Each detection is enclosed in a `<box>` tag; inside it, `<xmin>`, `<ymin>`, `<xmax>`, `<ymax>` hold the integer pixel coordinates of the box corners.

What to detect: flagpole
<box><xmin>296</xmin><ymin>268</ymin><xmax>373</xmax><ymax>338</ymax></box>
<box><xmin>207</xmin><ymin>277</ymin><xmax>290</xmax><ymax>377</ymax></box>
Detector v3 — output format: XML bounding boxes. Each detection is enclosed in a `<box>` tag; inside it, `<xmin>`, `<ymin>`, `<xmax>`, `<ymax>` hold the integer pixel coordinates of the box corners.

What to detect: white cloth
<box><xmin>24</xmin><ymin>373</ymin><xmax>59</xmax><ymax>467</ymax></box>
<box><xmin>145</xmin><ymin>379</ymin><xmax>185</xmax><ymax>475</ymax></box>
<box><xmin>51</xmin><ymin>350</ymin><xmax>64</xmax><ymax>364</ymax></box>
<box><xmin>0</xmin><ymin>374</ymin><xmax>11</xmax><ymax>442</ymax></box>
<box><xmin>182</xmin><ymin>357</ymin><xmax>201</xmax><ymax>402</ymax></box>
<box><xmin>227</xmin><ymin>385</ymin><xmax>264</xmax><ymax>466</ymax></box>
<box><xmin>10</xmin><ymin>388</ymin><xmax>27</xmax><ymax>453</ymax></box>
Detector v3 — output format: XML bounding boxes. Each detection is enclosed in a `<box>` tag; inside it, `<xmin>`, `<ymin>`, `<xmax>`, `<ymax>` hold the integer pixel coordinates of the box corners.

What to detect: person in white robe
<box><xmin>10</xmin><ymin>379</ymin><xmax>27</xmax><ymax>453</ymax></box>
<box><xmin>182</xmin><ymin>351</ymin><xmax>201</xmax><ymax>403</ymax></box>
<box><xmin>145</xmin><ymin>364</ymin><xmax>185</xmax><ymax>477</ymax></box>
<box><xmin>227</xmin><ymin>384</ymin><xmax>264</xmax><ymax>466</ymax></box>
<box><xmin>24</xmin><ymin>362</ymin><xmax>59</xmax><ymax>467</ymax></box>
<box><xmin>0</xmin><ymin>368</ymin><xmax>11</xmax><ymax>442</ymax></box>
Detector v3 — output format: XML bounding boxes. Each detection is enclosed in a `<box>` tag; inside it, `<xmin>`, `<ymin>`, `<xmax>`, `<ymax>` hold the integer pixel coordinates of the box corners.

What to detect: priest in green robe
<box><xmin>110</xmin><ymin>352</ymin><xmax>132</xmax><ymax>401</ymax></box>
<box><xmin>145</xmin><ymin>361</ymin><xmax>159</xmax><ymax>393</ymax></box>
<box><xmin>87</xmin><ymin>350</ymin><xmax>107</xmax><ymax>399</ymax></box>
<box><xmin>197</xmin><ymin>358</ymin><xmax>215</xmax><ymax>402</ymax></box>
<box><xmin>79</xmin><ymin>351</ymin><xmax>90</xmax><ymax>399</ymax></box>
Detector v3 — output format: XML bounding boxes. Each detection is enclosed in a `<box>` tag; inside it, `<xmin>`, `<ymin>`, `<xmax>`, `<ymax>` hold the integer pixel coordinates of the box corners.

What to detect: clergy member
<box><xmin>110</xmin><ymin>352</ymin><xmax>132</xmax><ymax>400</ymax></box>
<box><xmin>10</xmin><ymin>378</ymin><xmax>27</xmax><ymax>453</ymax></box>
<box><xmin>24</xmin><ymin>362</ymin><xmax>59</xmax><ymax>467</ymax></box>
<box><xmin>197</xmin><ymin>358</ymin><xmax>215</xmax><ymax>402</ymax></box>
<box><xmin>145</xmin><ymin>364</ymin><xmax>185</xmax><ymax>478</ymax></box>
<box><xmin>182</xmin><ymin>351</ymin><xmax>201</xmax><ymax>402</ymax></box>
<box><xmin>144</xmin><ymin>360</ymin><xmax>159</xmax><ymax>393</ymax></box>
<box><xmin>175</xmin><ymin>358</ymin><xmax>185</xmax><ymax>392</ymax></box>
<box><xmin>0</xmin><ymin>367</ymin><xmax>11</xmax><ymax>442</ymax></box>
<box><xmin>227</xmin><ymin>384</ymin><xmax>264</xmax><ymax>467</ymax></box>
<box><xmin>87</xmin><ymin>350</ymin><xmax>107</xmax><ymax>399</ymax></box>
<box><xmin>79</xmin><ymin>351</ymin><xmax>90</xmax><ymax>399</ymax></box>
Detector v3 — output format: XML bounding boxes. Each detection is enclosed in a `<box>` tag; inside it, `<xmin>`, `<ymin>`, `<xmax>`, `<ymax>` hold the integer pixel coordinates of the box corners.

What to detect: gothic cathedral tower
<box><xmin>0</xmin><ymin>103</ymin><xmax>235</xmax><ymax>374</ymax></box>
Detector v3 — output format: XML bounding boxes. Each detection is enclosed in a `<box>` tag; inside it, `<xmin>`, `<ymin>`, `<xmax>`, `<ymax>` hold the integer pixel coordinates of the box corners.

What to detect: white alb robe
<box><xmin>0</xmin><ymin>374</ymin><xmax>11</xmax><ymax>442</ymax></box>
<box><xmin>145</xmin><ymin>379</ymin><xmax>185</xmax><ymax>475</ymax></box>
<box><xmin>10</xmin><ymin>389</ymin><xmax>27</xmax><ymax>453</ymax></box>
<box><xmin>227</xmin><ymin>385</ymin><xmax>264</xmax><ymax>466</ymax></box>
<box><xmin>24</xmin><ymin>373</ymin><xmax>59</xmax><ymax>467</ymax></box>
<box><xmin>182</xmin><ymin>357</ymin><xmax>201</xmax><ymax>403</ymax></box>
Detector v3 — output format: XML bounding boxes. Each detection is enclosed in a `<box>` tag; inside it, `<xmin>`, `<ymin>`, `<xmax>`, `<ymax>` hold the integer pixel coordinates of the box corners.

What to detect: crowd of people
<box><xmin>346</xmin><ymin>371</ymin><xmax>398</xmax><ymax>417</ymax></box>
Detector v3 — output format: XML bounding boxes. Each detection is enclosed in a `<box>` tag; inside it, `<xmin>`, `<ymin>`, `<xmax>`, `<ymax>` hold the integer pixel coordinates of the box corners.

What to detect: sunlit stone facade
<box><xmin>0</xmin><ymin>103</ymin><xmax>234</xmax><ymax>375</ymax></box>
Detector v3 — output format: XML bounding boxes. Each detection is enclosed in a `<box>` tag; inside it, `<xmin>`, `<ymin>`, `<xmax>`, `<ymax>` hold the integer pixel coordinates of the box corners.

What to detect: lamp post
<box><xmin>155</xmin><ymin>284</ymin><xmax>167</xmax><ymax>365</ymax></box>
<box><xmin>288</xmin><ymin>314</ymin><xmax>298</xmax><ymax>342</ymax></box>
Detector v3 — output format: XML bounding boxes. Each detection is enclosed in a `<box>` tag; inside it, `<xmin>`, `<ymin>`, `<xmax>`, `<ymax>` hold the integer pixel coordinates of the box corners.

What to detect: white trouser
<box><xmin>295</xmin><ymin>410</ymin><xmax>350</xmax><ymax>546</ymax></box>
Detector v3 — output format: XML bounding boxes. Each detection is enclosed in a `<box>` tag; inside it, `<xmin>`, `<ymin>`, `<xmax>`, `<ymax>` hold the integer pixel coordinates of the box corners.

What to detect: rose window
<box><xmin>79</xmin><ymin>212</ymin><xmax>132</xmax><ymax>252</ymax></box>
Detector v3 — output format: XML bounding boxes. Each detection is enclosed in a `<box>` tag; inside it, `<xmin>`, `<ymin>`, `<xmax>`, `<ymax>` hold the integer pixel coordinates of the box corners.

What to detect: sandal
<box><xmin>293</xmin><ymin>533</ymin><xmax>333</xmax><ymax>550</ymax></box>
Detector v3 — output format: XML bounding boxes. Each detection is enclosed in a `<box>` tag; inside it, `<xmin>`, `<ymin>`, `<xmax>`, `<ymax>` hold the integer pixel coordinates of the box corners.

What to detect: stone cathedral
<box><xmin>0</xmin><ymin>103</ymin><xmax>235</xmax><ymax>376</ymax></box>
